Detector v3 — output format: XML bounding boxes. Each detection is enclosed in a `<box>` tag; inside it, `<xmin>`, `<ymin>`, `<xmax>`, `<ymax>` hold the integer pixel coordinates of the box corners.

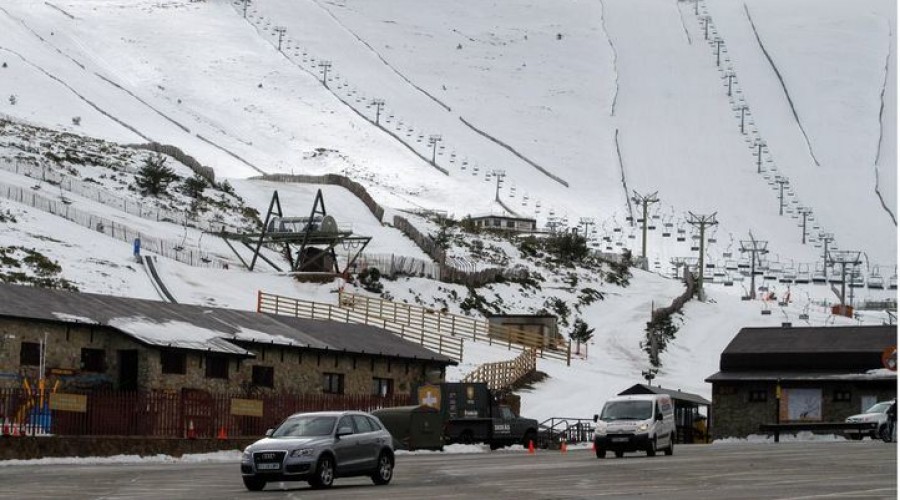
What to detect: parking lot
<box><xmin>0</xmin><ymin>441</ymin><xmax>894</xmax><ymax>499</ymax></box>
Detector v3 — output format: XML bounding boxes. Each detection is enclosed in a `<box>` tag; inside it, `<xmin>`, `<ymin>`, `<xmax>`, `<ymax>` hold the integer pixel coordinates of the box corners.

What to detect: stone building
<box><xmin>705</xmin><ymin>325</ymin><xmax>897</xmax><ymax>439</ymax></box>
<box><xmin>0</xmin><ymin>284</ymin><xmax>455</xmax><ymax>396</ymax></box>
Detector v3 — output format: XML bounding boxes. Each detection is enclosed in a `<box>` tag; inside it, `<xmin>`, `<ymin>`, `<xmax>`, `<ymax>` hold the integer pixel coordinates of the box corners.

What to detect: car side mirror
<box><xmin>655</xmin><ymin>413</ymin><xmax>663</xmax><ymax>421</ymax></box>
<box><xmin>336</xmin><ymin>426</ymin><xmax>354</xmax><ymax>437</ymax></box>
<box><xmin>593</xmin><ymin>414</ymin><xmax>599</xmax><ymax>422</ymax></box>
<box><xmin>265</xmin><ymin>428</ymin><xmax>274</xmax><ymax>437</ymax></box>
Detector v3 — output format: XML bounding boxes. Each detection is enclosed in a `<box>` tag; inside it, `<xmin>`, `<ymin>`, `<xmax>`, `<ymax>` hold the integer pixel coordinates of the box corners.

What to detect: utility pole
<box><xmin>740</xmin><ymin>233</ymin><xmax>768</xmax><ymax>299</ymax></box>
<box><xmin>798</xmin><ymin>207</ymin><xmax>812</xmax><ymax>244</ymax></box>
<box><xmin>755</xmin><ymin>140</ymin><xmax>766</xmax><ymax>173</ymax></box>
<box><xmin>318</xmin><ymin>60</ymin><xmax>332</xmax><ymax>87</ymax></box>
<box><xmin>490</xmin><ymin>169</ymin><xmax>506</xmax><ymax>202</ymax></box>
<box><xmin>775</xmin><ymin>176</ymin><xmax>789</xmax><ymax>215</ymax></box>
<box><xmin>428</xmin><ymin>135</ymin><xmax>442</xmax><ymax>165</ymax></box>
<box><xmin>631</xmin><ymin>191</ymin><xmax>659</xmax><ymax>261</ymax></box>
<box><xmin>243</xmin><ymin>0</ymin><xmax>249</xmax><ymax>18</ymax></box>
<box><xmin>725</xmin><ymin>71</ymin><xmax>735</xmax><ymax>97</ymax></box>
<box><xmin>686</xmin><ymin>211</ymin><xmax>718</xmax><ymax>300</ymax></box>
<box><xmin>273</xmin><ymin>27</ymin><xmax>287</xmax><ymax>52</ymax></box>
<box><xmin>578</xmin><ymin>217</ymin><xmax>595</xmax><ymax>238</ymax></box>
<box><xmin>828</xmin><ymin>250</ymin><xmax>862</xmax><ymax>313</ymax></box>
<box><xmin>704</xmin><ymin>16</ymin><xmax>710</xmax><ymax>40</ymax></box>
<box><xmin>370</xmin><ymin>99</ymin><xmax>385</xmax><ymax>126</ymax></box>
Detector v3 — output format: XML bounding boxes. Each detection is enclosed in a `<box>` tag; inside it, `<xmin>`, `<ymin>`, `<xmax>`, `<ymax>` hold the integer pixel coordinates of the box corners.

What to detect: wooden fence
<box><xmin>338</xmin><ymin>291</ymin><xmax>571</xmax><ymax>365</ymax></box>
<box><xmin>0</xmin><ymin>388</ymin><xmax>407</xmax><ymax>438</ymax></box>
<box><xmin>461</xmin><ymin>349</ymin><xmax>537</xmax><ymax>392</ymax></box>
<box><xmin>256</xmin><ymin>291</ymin><xmax>463</xmax><ymax>362</ymax></box>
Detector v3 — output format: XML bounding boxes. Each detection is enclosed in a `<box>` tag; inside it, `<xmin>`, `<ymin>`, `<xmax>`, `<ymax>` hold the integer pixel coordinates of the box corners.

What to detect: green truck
<box><xmin>414</xmin><ymin>382</ymin><xmax>538</xmax><ymax>449</ymax></box>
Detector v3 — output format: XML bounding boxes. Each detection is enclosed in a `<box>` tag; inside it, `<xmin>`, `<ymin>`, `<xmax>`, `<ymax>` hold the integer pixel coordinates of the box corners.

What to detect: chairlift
<box><xmin>722</xmin><ymin>251</ymin><xmax>732</xmax><ymax>258</ymax></box>
<box><xmin>690</xmin><ymin>245</ymin><xmax>699</xmax><ymax>251</ymax></box>
<box><xmin>677</xmin><ymin>236</ymin><xmax>686</xmax><ymax>242</ymax></box>
<box><xmin>662</xmin><ymin>231</ymin><xmax>671</xmax><ymax>238</ymax></box>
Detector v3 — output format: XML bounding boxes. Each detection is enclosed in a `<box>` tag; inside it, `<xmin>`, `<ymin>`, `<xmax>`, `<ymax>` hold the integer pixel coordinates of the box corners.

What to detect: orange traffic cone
<box><xmin>528</xmin><ymin>440</ymin><xmax>535</xmax><ymax>454</ymax></box>
<box><xmin>186</xmin><ymin>419</ymin><xmax>196</xmax><ymax>440</ymax></box>
<box><xmin>10</xmin><ymin>422</ymin><xmax>20</xmax><ymax>437</ymax></box>
<box><xmin>216</xmin><ymin>426</ymin><xmax>228</xmax><ymax>440</ymax></box>
<box><xmin>1</xmin><ymin>418</ymin><xmax>8</xmax><ymax>437</ymax></box>
<box><xmin>560</xmin><ymin>441</ymin><xmax>568</xmax><ymax>454</ymax></box>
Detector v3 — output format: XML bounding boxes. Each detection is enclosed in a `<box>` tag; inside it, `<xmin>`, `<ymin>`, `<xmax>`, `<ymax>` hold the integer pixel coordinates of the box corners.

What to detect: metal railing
<box><xmin>0</xmin><ymin>388</ymin><xmax>408</xmax><ymax>438</ymax></box>
<box><xmin>256</xmin><ymin>291</ymin><xmax>463</xmax><ymax>362</ymax></box>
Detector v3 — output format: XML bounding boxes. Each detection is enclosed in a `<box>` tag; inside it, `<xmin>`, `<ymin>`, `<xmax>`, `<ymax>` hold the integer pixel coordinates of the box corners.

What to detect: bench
<box><xmin>758</xmin><ymin>422</ymin><xmax>878</xmax><ymax>442</ymax></box>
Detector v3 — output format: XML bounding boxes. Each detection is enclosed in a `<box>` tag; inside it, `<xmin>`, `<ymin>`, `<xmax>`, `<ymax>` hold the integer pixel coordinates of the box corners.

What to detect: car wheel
<box><xmin>646</xmin><ymin>436</ymin><xmax>657</xmax><ymax>457</ymax></box>
<box><xmin>459</xmin><ymin>430</ymin><xmax>474</xmax><ymax>445</ymax></box>
<box><xmin>614</xmin><ymin>450</ymin><xmax>624</xmax><ymax>458</ymax></box>
<box><xmin>242</xmin><ymin>476</ymin><xmax>266</xmax><ymax>491</ymax></box>
<box><xmin>664</xmin><ymin>433</ymin><xmax>674</xmax><ymax>456</ymax></box>
<box><xmin>595</xmin><ymin>447</ymin><xmax>606</xmax><ymax>459</ymax></box>
<box><xmin>371</xmin><ymin>452</ymin><xmax>394</xmax><ymax>485</ymax></box>
<box><xmin>849</xmin><ymin>434</ymin><xmax>863</xmax><ymax>441</ymax></box>
<box><xmin>309</xmin><ymin>455</ymin><xmax>335</xmax><ymax>489</ymax></box>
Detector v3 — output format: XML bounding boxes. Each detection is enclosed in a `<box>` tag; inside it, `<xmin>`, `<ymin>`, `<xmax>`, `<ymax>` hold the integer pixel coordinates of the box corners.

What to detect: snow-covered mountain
<box><xmin>0</xmin><ymin>0</ymin><xmax>895</xmax><ymax>420</ymax></box>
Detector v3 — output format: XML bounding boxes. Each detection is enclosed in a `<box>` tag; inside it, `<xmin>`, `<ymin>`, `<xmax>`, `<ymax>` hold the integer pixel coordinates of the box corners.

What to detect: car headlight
<box><xmin>241</xmin><ymin>449</ymin><xmax>251</xmax><ymax>462</ymax></box>
<box><xmin>594</xmin><ymin>421</ymin><xmax>607</xmax><ymax>436</ymax></box>
<box><xmin>289</xmin><ymin>448</ymin><xmax>314</xmax><ymax>458</ymax></box>
<box><xmin>637</xmin><ymin>422</ymin><xmax>649</xmax><ymax>432</ymax></box>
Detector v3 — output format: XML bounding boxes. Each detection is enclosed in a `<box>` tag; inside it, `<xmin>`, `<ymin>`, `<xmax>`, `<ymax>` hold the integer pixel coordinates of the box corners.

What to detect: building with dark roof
<box><xmin>0</xmin><ymin>284</ymin><xmax>455</xmax><ymax>395</ymax></box>
<box><xmin>468</xmin><ymin>214</ymin><xmax>537</xmax><ymax>233</ymax></box>
<box><xmin>705</xmin><ymin>325</ymin><xmax>897</xmax><ymax>439</ymax></box>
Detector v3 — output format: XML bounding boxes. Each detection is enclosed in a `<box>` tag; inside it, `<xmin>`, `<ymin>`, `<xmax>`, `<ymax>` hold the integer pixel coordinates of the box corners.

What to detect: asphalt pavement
<box><xmin>0</xmin><ymin>441</ymin><xmax>895</xmax><ymax>499</ymax></box>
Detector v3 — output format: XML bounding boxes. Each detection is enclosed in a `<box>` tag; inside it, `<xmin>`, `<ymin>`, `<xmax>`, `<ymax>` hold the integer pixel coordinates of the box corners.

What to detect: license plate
<box><xmin>612</xmin><ymin>437</ymin><xmax>628</xmax><ymax>443</ymax></box>
<box><xmin>257</xmin><ymin>463</ymin><xmax>281</xmax><ymax>470</ymax></box>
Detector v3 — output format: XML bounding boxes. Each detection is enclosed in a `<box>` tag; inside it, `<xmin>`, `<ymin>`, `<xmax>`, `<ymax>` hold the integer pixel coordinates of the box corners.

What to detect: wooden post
<box><xmin>257</xmin><ymin>290</ymin><xmax>263</xmax><ymax>312</ymax></box>
<box><xmin>566</xmin><ymin>340</ymin><xmax>572</xmax><ymax>367</ymax></box>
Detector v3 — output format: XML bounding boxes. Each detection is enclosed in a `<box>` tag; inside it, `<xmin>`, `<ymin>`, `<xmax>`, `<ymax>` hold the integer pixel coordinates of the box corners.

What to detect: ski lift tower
<box><xmin>218</xmin><ymin>189</ymin><xmax>371</xmax><ymax>274</ymax></box>
<box><xmin>828</xmin><ymin>250</ymin><xmax>862</xmax><ymax>317</ymax></box>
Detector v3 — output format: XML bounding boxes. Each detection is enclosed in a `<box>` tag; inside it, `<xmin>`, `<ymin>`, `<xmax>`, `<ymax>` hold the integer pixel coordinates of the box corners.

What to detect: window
<box><xmin>323</xmin><ymin>373</ymin><xmax>344</xmax><ymax>394</ymax></box>
<box><xmin>20</xmin><ymin>342</ymin><xmax>40</xmax><ymax>366</ymax></box>
<box><xmin>81</xmin><ymin>348</ymin><xmax>106</xmax><ymax>373</ymax></box>
<box><xmin>252</xmin><ymin>366</ymin><xmax>274</xmax><ymax>388</ymax></box>
<box><xmin>833</xmin><ymin>390</ymin><xmax>852</xmax><ymax>402</ymax></box>
<box><xmin>506</xmin><ymin>221</ymin><xmax>514</xmax><ymax>228</ymax></box>
<box><xmin>352</xmin><ymin>415</ymin><xmax>375</xmax><ymax>433</ymax></box>
<box><xmin>205</xmin><ymin>355</ymin><xmax>229</xmax><ymax>379</ymax></box>
<box><xmin>372</xmin><ymin>377</ymin><xmax>393</xmax><ymax>396</ymax></box>
<box><xmin>160</xmin><ymin>351</ymin><xmax>186</xmax><ymax>375</ymax></box>
<box><xmin>748</xmin><ymin>389</ymin><xmax>767</xmax><ymax>402</ymax></box>
<box><xmin>337</xmin><ymin>416</ymin><xmax>354</xmax><ymax>434</ymax></box>
<box><xmin>366</xmin><ymin>416</ymin><xmax>383</xmax><ymax>431</ymax></box>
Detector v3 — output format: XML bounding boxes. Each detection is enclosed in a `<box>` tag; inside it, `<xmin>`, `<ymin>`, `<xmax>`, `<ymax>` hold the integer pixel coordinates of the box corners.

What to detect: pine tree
<box><xmin>569</xmin><ymin>317</ymin><xmax>595</xmax><ymax>354</ymax></box>
<box><xmin>135</xmin><ymin>155</ymin><xmax>178</xmax><ymax>197</ymax></box>
<box><xmin>182</xmin><ymin>173</ymin><xmax>208</xmax><ymax>199</ymax></box>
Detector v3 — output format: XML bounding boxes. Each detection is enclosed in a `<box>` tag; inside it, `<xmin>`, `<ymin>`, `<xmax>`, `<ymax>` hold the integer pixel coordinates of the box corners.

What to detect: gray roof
<box><xmin>717</xmin><ymin>325</ymin><xmax>896</xmax><ymax>372</ymax></box>
<box><xmin>618</xmin><ymin>384</ymin><xmax>711</xmax><ymax>406</ymax></box>
<box><xmin>722</xmin><ymin>325</ymin><xmax>896</xmax><ymax>354</ymax></box>
<box><xmin>705</xmin><ymin>370</ymin><xmax>897</xmax><ymax>383</ymax></box>
<box><xmin>0</xmin><ymin>284</ymin><xmax>455</xmax><ymax>364</ymax></box>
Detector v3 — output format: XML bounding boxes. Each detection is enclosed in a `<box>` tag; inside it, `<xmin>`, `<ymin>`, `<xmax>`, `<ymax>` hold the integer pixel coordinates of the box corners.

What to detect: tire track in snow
<box><xmin>674</xmin><ymin>0</ymin><xmax>693</xmax><ymax>45</ymax></box>
<box><xmin>309</xmin><ymin>0</ymin><xmax>452</xmax><ymax>112</ymax></box>
<box><xmin>743</xmin><ymin>3</ymin><xmax>821</xmax><ymax>167</ymax></box>
<box><xmin>458</xmin><ymin>117</ymin><xmax>569</xmax><ymax>187</ymax></box>
<box><xmin>0</xmin><ymin>46</ymin><xmax>150</xmax><ymax>141</ymax></box>
<box><xmin>615</xmin><ymin>129</ymin><xmax>634</xmax><ymax>222</ymax></box>
<box><xmin>599</xmin><ymin>0</ymin><xmax>619</xmax><ymax>116</ymax></box>
<box><xmin>873</xmin><ymin>21</ymin><xmax>895</xmax><ymax>227</ymax></box>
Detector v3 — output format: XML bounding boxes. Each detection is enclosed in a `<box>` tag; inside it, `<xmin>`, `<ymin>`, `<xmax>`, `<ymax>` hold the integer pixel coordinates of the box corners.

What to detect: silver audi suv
<box><xmin>240</xmin><ymin>410</ymin><xmax>395</xmax><ymax>491</ymax></box>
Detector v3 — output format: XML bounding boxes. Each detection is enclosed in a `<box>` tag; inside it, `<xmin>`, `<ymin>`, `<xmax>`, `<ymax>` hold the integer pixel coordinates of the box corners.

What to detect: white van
<box><xmin>592</xmin><ymin>394</ymin><xmax>676</xmax><ymax>458</ymax></box>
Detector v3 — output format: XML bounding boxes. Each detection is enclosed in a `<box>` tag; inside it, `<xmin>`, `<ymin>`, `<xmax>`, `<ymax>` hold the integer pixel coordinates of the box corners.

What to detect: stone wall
<box><xmin>0</xmin><ymin>436</ymin><xmax>254</xmax><ymax>461</ymax></box>
<box><xmin>711</xmin><ymin>381</ymin><xmax>898</xmax><ymax>439</ymax></box>
<box><xmin>0</xmin><ymin>318</ymin><xmax>443</xmax><ymax>396</ymax></box>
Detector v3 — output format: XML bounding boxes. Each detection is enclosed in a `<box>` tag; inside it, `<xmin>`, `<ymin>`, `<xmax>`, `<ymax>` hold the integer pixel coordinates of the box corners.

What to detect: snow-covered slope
<box><xmin>0</xmin><ymin>0</ymin><xmax>895</xmax><ymax>420</ymax></box>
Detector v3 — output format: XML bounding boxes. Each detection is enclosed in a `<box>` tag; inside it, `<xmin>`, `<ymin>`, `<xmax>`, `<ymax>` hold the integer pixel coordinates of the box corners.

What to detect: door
<box><xmin>352</xmin><ymin>415</ymin><xmax>379</xmax><ymax>470</ymax></box>
<box><xmin>118</xmin><ymin>350</ymin><xmax>139</xmax><ymax>391</ymax></box>
<box><xmin>333</xmin><ymin>416</ymin><xmax>362</xmax><ymax>474</ymax></box>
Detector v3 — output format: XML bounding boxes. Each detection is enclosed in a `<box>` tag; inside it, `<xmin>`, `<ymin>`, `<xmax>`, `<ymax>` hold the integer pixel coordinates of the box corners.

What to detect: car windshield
<box><xmin>600</xmin><ymin>401</ymin><xmax>652</xmax><ymax>421</ymax></box>
<box><xmin>865</xmin><ymin>402</ymin><xmax>892</xmax><ymax>414</ymax></box>
<box><xmin>272</xmin><ymin>415</ymin><xmax>336</xmax><ymax>437</ymax></box>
